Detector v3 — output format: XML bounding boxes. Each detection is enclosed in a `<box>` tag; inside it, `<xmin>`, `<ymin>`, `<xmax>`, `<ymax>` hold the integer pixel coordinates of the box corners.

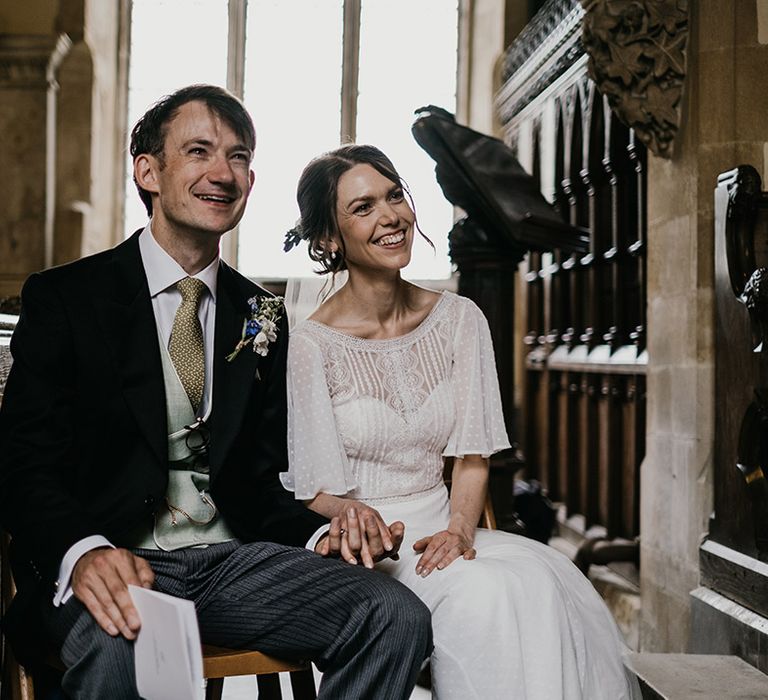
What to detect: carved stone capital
<box><xmin>580</xmin><ymin>0</ymin><xmax>689</xmax><ymax>158</ymax></box>
<box><xmin>0</xmin><ymin>35</ymin><xmax>59</xmax><ymax>90</ymax></box>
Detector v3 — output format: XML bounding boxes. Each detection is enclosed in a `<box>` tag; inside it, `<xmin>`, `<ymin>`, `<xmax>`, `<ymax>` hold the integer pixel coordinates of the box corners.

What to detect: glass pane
<box><xmin>124</xmin><ymin>0</ymin><xmax>229</xmax><ymax>238</ymax></box>
<box><xmin>357</xmin><ymin>0</ymin><xmax>459</xmax><ymax>279</ymax></box>
<box><xmin>238</xmin><ymin>0</ymin><xmax>344</xmax><ymax>279</ymax></box>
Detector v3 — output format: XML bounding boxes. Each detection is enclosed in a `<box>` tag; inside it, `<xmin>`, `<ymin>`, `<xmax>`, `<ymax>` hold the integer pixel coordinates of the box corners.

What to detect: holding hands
<box><xmin>314</xmin><ymin>502</ymin><xmax>404</xmax><ymax>568</ymax></box>
<box><xmin>310</xmin><ymin>457</ymin><xmax>488</xmax><ymax>576</ymax></box>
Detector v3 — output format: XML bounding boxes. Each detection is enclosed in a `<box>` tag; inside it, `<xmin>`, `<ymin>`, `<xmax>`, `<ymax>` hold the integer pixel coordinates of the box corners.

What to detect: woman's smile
<box><xmin>373</xmin><ymin>230</ymin><xmax>407</xmax><ymax>247</ymax></box>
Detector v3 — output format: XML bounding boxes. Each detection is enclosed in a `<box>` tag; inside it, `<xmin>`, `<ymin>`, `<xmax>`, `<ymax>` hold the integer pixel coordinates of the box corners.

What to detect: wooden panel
<box><xmin>556</xmin><ymin>372</ymin><xmax>580</xmax><ymax>513</ymax></box>
<box><xmin>525</xmin><ymin>252</ymin><xmax>544</xmax><ymax>347</ymax></box>
<box><xmin>699</xmin><ymin>540</ymin><xmax>768</xmax><ymax>619</ymax></box>
<box><xmin>524</xmin><ymin>367</ymin><xmax>544</xmax><ymax>482</ymax></box>
<box><xmin>711</xmin><ymin>172</ymin><xmax>763</xmax><ymax>556</ymax></box>
<box><xmin>576</xmin><ymin>373</ymin><xmax>599</xmax><ymax>526</ymax></box>
<box><xmin>621</xmin><ymin>375</ymin><xmax>644</xmax><ymax>538</ymax></box>
<box><xmin>597</xmin><ymin>374</ymin><xmax>622</xmax><ymax>535</ymax></box>
<box><xmin>502</xmin><ymin>4</ymin><xmax>645</xmax><ymax>544</ymax></box>
<box><xmin>543</xmin><ymin>369</ymin><xmax>558</xmax><ymax>496</ymax></box>
<box><xmin>555</xmin><ymin>371</ymin><xmax>568</xmax><ymax>504</ymax></box>
<box><xmin>527</xmin><ymin>367</ymin><xmax>552</xmax><ymax>496</ymax></box>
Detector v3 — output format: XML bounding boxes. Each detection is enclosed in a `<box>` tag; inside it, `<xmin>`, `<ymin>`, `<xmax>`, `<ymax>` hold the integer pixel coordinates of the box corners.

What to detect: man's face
<box><xmin>135</xmin><ymin>100</ymin><xmax>255</xmax><ymax>241</ymax></box>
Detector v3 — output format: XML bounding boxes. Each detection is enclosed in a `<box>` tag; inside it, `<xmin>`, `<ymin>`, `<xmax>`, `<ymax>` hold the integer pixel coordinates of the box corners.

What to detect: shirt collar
<box><xmin>138</xmin><ymin>223</ymin><xmax>219</xmax><ymax>301</ymax></box>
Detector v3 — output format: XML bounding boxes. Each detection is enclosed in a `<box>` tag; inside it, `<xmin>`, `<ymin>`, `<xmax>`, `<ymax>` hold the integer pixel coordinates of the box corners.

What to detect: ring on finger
<box><xmin>339</xmin><ymin>528</ymin><xmax>346</xmax><ymax>535</ymax></box>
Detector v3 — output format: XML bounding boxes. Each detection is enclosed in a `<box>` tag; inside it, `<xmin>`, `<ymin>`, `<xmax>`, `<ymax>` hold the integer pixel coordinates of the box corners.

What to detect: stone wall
<box><xmin>0</xmin><ymin>32</ymin><xmax>64</xmax><ymax>298</ymax></box>
<box><xmin>641</xmin><ymin>0</ymin><xmax>768</xmax><ymax>651</ymax></box>
<box><xmin>0</xmin><ymin>0</ymin><xmax>126</xmax><ymax>297</ymax></box>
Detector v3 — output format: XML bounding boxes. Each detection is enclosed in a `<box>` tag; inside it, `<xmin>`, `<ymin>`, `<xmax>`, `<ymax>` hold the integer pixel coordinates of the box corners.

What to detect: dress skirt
<box><xmin>370</xmin><ymin>485</ymin><xmax>639</xmax><ymax>700</ymax></box>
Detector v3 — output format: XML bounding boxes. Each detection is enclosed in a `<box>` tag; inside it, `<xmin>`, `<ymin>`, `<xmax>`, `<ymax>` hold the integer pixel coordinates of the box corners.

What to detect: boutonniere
<box><xmin>226</xmin><ymin>296</ymin><xmax>284</xmax><ymax>362</ymax></box>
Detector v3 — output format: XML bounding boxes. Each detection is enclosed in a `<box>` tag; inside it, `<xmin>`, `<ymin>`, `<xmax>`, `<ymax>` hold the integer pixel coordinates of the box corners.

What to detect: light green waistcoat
<box><xmin>132</xmin><ymin>338</ymin><xmax>235</xmax><ymax>550</ymax></box>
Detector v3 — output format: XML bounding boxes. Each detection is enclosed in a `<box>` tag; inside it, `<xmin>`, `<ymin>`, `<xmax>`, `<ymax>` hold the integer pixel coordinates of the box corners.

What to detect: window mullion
<box><xmin>227</xmin><ymin>0</ymin><xmax>247</xmax><ymax>98</ymax></box>
<box><xmin>340</xmin><ymin>0</ymin><xmax>361</xmax><ymax>143</ymax></box>
<box><xmin>223</xmin><ymin>0</ymin><xmax>248</xmax><ymax>265</ymax></box>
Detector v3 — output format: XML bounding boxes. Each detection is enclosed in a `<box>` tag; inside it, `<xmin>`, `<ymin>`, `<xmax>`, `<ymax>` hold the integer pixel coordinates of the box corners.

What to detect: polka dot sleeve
<box><xmin>280</xmin><ymin>328</ymin><xmax>357</xmax><ymax>500</ymax></box>
<box><xmin>442</xmin><ymin>298</ymin><xmax>511</xmax><ymax>459</ymax></box>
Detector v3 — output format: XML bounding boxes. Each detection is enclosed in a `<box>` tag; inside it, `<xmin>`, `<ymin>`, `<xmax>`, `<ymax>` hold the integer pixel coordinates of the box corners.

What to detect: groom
<box><xmin>0</xmin><ymin>84</ymin><xmax>431</xmax><ymax>698</ymax></box>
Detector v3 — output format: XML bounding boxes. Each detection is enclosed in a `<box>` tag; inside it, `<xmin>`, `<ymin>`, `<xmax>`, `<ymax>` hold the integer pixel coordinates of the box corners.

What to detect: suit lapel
<box><xmin>209</xmin><ymin>262</ymin><xmax>262</xmax><ymax>476</ymax></box>
<box><xmin>93</xmin><ymin>232</ymin><xmax>167</xmax><ymax>466</ymax></box>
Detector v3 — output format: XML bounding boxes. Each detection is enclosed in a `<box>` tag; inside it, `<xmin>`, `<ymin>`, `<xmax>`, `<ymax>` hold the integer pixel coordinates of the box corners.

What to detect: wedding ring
<box><xmin>339</xmin><ymin>528</ymin><xmax>346</xmax><ymax>535</ymax></box>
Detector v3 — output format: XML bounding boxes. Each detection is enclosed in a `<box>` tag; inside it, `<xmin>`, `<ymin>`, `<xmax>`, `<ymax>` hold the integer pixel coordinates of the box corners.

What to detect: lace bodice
<box><xmin>281</xmin><ymin>291</ymin><xmax>510</xmax><ymax>504</ymax></box>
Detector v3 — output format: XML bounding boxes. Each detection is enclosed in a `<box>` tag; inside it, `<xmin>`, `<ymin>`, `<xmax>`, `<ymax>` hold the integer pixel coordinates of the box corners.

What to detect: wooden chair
<box><xmin>0</xmin><ymin>331</ymin><xmax>316</xmax><ymax>700</ymax></box>
<box><xmin>203</xmin><ymin>646</ymin><xmax>314</xmax><ymax>700</ymax></box>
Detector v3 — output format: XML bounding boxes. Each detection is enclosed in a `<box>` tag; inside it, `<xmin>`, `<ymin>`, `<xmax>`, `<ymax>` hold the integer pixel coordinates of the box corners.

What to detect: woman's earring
<box><xmin>330</xmin><ymin>250</ymin><xmax>337</xmax><ymax>261</ymax></box>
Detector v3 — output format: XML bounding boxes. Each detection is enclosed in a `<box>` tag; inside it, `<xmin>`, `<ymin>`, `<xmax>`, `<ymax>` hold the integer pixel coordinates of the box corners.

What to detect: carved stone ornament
<box><xmin>0</xmin><ymin>35</ymin><xmax>60</xmax><ymax>90</ymax></box>
<box><xmin>580</xmin><ymin>0</ymin><xmax>688</xmax><ymax>158</ymax></box>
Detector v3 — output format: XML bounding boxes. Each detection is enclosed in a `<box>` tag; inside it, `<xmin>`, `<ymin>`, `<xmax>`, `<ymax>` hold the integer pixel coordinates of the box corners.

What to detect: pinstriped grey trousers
<box><xmin>43</xmin><ymin>541</ymin><xmax>432</xmax><ymax>699</ymax></box>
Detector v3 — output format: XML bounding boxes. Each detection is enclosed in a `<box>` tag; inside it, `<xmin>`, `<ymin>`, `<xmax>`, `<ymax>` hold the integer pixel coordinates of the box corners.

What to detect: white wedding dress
<box><xmin>282</xmin><ymin>290</ymin><xmax>637</xmax><ymax>699</ymax></box>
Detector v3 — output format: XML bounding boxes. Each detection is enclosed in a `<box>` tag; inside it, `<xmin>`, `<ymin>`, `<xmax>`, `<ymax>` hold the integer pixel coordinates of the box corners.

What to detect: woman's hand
<box><xmin>412</xmin><ymin>528</ymin><xmax>476</xmax><ymax>577</ymax></box>
<box><xmin>411</xmin><ymin>455</ymin><xmax>486</xmax><ymax>576</ymax></box>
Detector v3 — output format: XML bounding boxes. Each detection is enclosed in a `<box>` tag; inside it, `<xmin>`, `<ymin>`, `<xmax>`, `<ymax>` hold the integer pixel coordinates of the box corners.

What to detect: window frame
<box><xmin>221</xmin><ymin>0</ymin><xmax>367</xmax><ymax>269</ymax></box>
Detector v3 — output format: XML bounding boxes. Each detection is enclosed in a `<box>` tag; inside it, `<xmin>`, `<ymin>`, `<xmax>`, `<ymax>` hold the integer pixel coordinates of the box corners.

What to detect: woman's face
<box><xmin>333</xmin><ymin>163</ymin><xmax>415</xmax><ymax>274</ymax></box>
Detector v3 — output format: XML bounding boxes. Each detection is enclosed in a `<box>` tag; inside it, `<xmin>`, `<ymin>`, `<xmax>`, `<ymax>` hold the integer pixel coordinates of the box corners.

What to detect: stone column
<box><xmin>0</xmin><ymin>35</ymin><xmax>57</xmax><ymax>298</ymax></box>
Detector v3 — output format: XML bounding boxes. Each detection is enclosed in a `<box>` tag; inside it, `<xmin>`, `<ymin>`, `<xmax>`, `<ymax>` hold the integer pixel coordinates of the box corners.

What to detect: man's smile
<box><xmin>195</xmin><ymin>193</ymin><xmax>237</xmax><ymax>204</ymax></box>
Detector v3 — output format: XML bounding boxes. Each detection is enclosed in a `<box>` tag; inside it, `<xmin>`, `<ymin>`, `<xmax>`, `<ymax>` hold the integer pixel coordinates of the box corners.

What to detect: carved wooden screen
<box><xmin>498</xmin><ymin>0</ymin><xmax>646</xmax><ymax>545</ymax></box>
<box><xmin>696</xmin><ymin>167</ymin><xmax>768</xmax><ymax>625</ymax></box>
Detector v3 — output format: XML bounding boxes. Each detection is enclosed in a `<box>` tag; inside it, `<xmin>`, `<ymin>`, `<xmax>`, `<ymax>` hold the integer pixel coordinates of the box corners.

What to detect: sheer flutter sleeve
<box><xmin>443</xmin><ymin>297</ymin><xmax>511</xmax><ymax>458</ymax></box>
<box><xmin>281</xmin><ymin>328</ymin><xmax>357</xmax><ymax>500</ymax></box>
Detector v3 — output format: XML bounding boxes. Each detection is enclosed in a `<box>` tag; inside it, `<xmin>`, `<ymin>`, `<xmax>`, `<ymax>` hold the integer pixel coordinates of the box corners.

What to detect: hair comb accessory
<box><xmin>283</xmin><ymin>220</ymin><xmax>306</xmax><ymax>252</ymax></box>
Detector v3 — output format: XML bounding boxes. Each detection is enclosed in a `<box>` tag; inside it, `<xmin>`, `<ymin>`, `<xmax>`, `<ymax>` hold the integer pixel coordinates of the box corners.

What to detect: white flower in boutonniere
<box><xmin>226</xmin><ymin>296</ymin><xmax>284</xmax><ymax>362</ymax></box>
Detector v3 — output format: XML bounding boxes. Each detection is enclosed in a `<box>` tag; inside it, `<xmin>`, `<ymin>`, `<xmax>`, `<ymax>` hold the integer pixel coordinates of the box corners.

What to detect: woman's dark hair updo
<box><xmin>286</xmin><ymin>144</ymin><xmax>433</xmax><ymax>275</ymax></box>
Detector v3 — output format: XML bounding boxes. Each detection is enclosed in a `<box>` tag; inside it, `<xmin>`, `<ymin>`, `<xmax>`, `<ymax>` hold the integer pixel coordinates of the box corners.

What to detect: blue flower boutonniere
<box><xmin>226</xmin><ymin>296</ymin><xmax>284</xmax><ymax>362</ymax></box>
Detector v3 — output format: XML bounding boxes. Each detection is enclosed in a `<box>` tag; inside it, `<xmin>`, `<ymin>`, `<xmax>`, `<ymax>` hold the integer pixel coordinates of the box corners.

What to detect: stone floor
<box><xmin>220</xmin><ymin>670</ymin><xmax>431</xmax><ymax>699</ymax></box>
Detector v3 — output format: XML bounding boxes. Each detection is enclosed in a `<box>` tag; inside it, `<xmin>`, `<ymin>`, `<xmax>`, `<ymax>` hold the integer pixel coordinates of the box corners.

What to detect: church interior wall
<box><xmin>0</xmin><ymin>0</ymin><xmax>126</xmax><ymax>299</ymax></box>
<box><xmin>641</xmin><ymin>0</ymin><xmax>768</xmax><ymax>652</ymax></box>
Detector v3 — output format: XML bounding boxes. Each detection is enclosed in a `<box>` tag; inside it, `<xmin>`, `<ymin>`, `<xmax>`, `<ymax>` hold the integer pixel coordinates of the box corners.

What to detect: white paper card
<box><xmin>129</xmin><ymin>585</ymin><xmax>204</xmax><ymax>700</ymax></box>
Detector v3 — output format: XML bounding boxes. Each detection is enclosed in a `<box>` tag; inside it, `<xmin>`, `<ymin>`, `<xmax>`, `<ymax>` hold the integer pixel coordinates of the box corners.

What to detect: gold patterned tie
<box><xmin>169</xmin><ymin>277</ymin><xmax>207</xmax><ymax>412</ymax></box>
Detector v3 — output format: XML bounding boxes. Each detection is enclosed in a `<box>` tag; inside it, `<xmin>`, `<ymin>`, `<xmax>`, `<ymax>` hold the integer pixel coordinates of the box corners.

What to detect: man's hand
<box><xmin>71</xmin><ymin>547</ymin><xmax>155</xmax><ymax>639</ymax></box>
<box><xmin>412</xmin><ymin>529</ymin><xmax>476</xmax><ymax>577</ymax></box>
<box><xmin>315</xmin><ymin>509</ymin><xmax>404</xmax><ymax>568</ymax></box>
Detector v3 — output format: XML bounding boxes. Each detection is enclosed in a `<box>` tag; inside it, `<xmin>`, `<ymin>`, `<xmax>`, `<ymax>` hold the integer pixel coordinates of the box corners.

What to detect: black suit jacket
<box><xmin>0</xmin><ymin>231</ymin><xmax>326</xmax><ymax>663</ymax></box>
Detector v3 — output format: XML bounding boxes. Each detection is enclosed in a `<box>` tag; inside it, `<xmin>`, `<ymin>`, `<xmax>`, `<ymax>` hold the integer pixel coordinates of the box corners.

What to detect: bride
<box><xmin>281</xmin><ymin>144</ymin><xmax>638</xmax><ymax>699</ymax></box>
